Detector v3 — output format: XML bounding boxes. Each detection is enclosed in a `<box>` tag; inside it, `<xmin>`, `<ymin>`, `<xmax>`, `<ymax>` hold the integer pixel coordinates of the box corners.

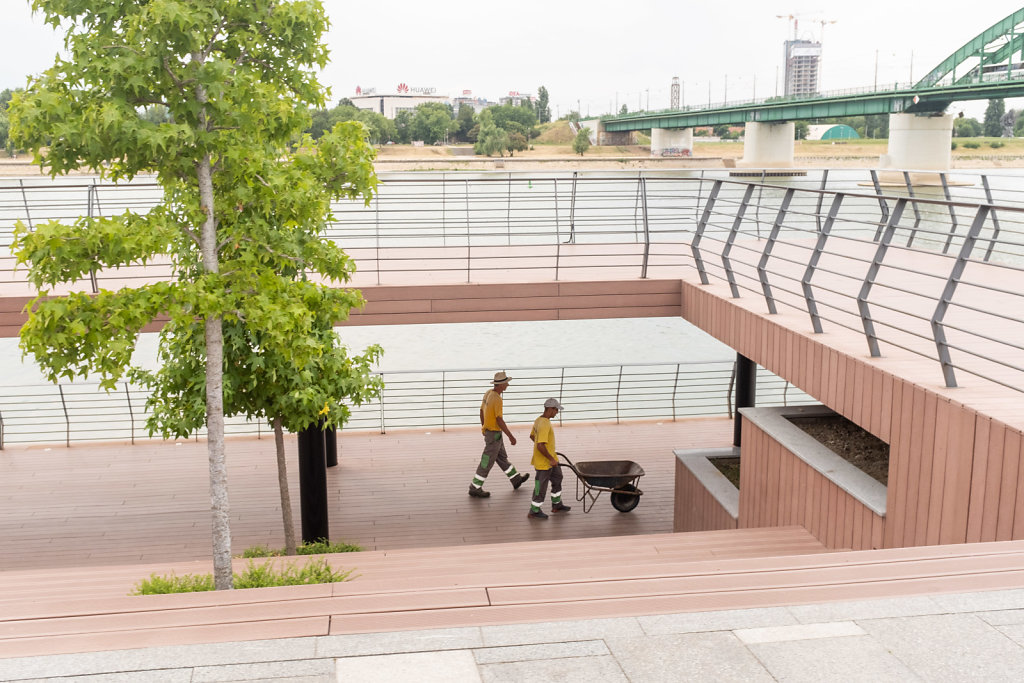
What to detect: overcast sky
<box><xmin>3</xmin><ymin>1</ymin><xmax>1022</xmax><ymax>120</ymax></box>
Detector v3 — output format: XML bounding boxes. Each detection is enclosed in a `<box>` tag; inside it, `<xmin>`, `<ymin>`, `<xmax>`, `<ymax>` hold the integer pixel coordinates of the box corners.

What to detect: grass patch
<box><xmin>132</xmin><ymin>557</ymin><xmax>354</xmax><ymax>595</ymax></box>
<box><xmin>241</xmin><ymin>539</ymin><xmax>362</xmax><ymax>558</ymax></box>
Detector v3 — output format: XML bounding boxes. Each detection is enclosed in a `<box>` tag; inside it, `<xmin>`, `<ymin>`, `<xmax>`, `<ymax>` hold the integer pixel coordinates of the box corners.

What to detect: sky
<box><xmin>2</xmin><ymin>1</ymin><xmax>1023</xmax><ymax>120</ymax></box>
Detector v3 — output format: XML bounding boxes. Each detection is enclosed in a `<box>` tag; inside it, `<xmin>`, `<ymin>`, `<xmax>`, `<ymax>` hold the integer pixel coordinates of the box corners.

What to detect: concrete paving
<box><xmin>5</xmin><ymin>587</ymin><xmax>1024</xmax><ymax>682</ymax></box>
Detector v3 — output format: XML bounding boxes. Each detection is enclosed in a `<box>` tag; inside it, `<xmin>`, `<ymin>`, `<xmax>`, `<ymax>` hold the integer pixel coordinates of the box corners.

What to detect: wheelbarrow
<box><xmin>557</xmin><ymin>451</ymin><xmax>645</xmax><ymax>513</ymax></box>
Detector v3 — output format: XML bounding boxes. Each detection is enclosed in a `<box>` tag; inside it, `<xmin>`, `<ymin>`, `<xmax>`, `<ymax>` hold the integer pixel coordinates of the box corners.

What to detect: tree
<box><xmin>954</xmin><ymin>116</ymin><xmax>983</xmax><ymax>137</ymax></box>
<box><xmin>619</xmin><ymin>104</ymin><xmax>629</xmax><ymax>115</ymax></box>
<box><xmin>984</xmin><ymin>98</ymin><xmax>1006</xmax><ymax>137</ymax></box>
<box><xmin>10</xmin><ymin>0</ymin><xmax>379</xmax><ymax>590</ymax></box>
<box><xmin>0</xmin><ymin>88</ymin><xmax>13</xmax><ymax>110</ymax></box>
<box><xmin>794</xmin><ymin>121</ymin><xmax>809</xmax><ymax>140</ymax></box>
<box><xmin>506</xmin><ymin>131</ymin><xmax>528</xmax><ymax>156</ymax></box>
<box><xmin>394</xmin><ymin>110</ymin><xmax>414</xmax><ymax>144</ymax></box>
<box><xmin>536</xmin><ymin>86</ymin><xmax>551</xmax><ymax>124</ymax></box>
<box><xmin>489</xmin><ymin>104</ymin><xmax>537</xmax><ymax>132</ymax></box>
<box><xmin>474</xmin><ymin>109</ymin><xmax>508</xmax><ymax>156</ymax></box>
<box><xmin>454</xmin><ymin>104</ymin><xmax>477</xmax><ymax>143</ymax></box>
<box><xmin>572</xmin><ymin>127</ymin><xmax>591</xmax><ymax>156</ymax></box>
<box><xmin>0</xmin><ymin>109</ymin><xmax>8</xmax><ymax>152</ymax></box>
<box><xmin>410</xmin><ymin>102</ymin><xmax>453</xmax><ymax>144</ymax></box>
<box><xmin>713</xmin><ymin>124</ymin><xmax>730</xmax><ymax>137</ymax></box>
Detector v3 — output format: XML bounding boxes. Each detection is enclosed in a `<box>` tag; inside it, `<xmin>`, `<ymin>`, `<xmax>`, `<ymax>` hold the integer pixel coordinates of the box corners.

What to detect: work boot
<box><xmin>512</xmin><ymin>473</ymin><xmax>531</xmax><ymax>490</ymax></box>
<box><xmin>468</xmin><ymin>487</ymin><xmax>491</xmax><ymax>498</ymax></box>
<box><xmin>552</xmin><ymin>503</ymin><xmax>572</xmax><ymax>513</ymax></box>
<box><xmin>528</xmin><ymin>509</ymin><xmax>549</xmax><ymax>520</ymax></box>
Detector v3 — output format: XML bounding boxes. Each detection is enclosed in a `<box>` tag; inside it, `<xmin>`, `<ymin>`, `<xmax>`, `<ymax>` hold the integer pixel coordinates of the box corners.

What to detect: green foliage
<box><xmin>242</xmin><ymin>539</ymin><xmax>363</xmax><ymax>557</ymax></box>
<box><xmin>0</xmin><ymin>109</ymin><xmax>8</xmax><ymax>153</ymax></box>
<box><xmin>453</xmin><ymin>104</ymin><xmax>477</xmax><ymax>143</ymax></box>
<box><xmin>954</xmin><ymin>116</ymin><xmax>983</xmax><ymax>137</ymax></box>
<box><xmin>984</xmin><ymin>98</ymin><xmax>1005</xmax><ymax>137</ymax></box>
<box><xmin>133</xmin><ymin>557</ymin><xmax>353</xmax><ymax>594</ymax></box>
<box><xmin>990</xmin><ymin>140</ymin><xmax>1005</xmax><ymax>148</ymax></box>
<box><xmin>951</xmin><ymin>141</ymin><xmax>958</xmax><ymax>150</ymax></box>
<box><xmin>394</xmin><ymin>110</ymin><xmax>414</xmax><ymax>143</ymax></box>
<box><xmin>474</xmin><ymin>109</ymin><xmax>508</xmax><ymax>156</ymax></box>
<box><xmin>410</xmin><ymin>102</ymin><xmax>454</xmax><ymax>145</ymax></box>
<box><xmin>506</xmin><ymin>131</ymin><xmax>528</xmax><ymax>156</ymax></box>
<box><xmin>619</xmin><ymin>104</ymin><xmax>628</xmax><ymax>115</ymax></box>
<box><xmin>536</xmin><ymin>86</ymin><xmax>551</xmax><ymax>124</ymax></box>
<box><xmin>572</xmin><ymin>127</ymin><xmax>591</xmax><ymax>156</ymax></box>
<box><xmin>1015</xmin><ymin>114</ymin><xmax>1024</xmax><ymax>137</ymax></box>
<box><xmin>489</xmin><ymin>104</ymin><xmax>537</xmax><ymax>133</ymax></box>
<box><xmin>794</xmin><ymin>121</ymin><xmax>809</xmax><ymax>140</ymax></box>
<box><xmin>962</xmin><ymin>141</ymin><xmax>981</xmax><ymax>149</ymax></box>
<box><xmin>712</xmin><ymin>124</ymin><xmax>730</xmax><ymax>137</ymax></box>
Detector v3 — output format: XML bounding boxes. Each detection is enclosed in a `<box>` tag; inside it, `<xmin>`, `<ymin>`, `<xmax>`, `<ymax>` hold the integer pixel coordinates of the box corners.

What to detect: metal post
<box><xmin>465</xmin><ymin>179</ymin><xmax>471</xmax><ymax>283</ymax></box>
<box><xmin>938</xmin><ymin>173</ymin><xmax>959</xmax><ymax>254</ymax></box>
<box><xmin>58</xmin><ymin>384</ymin><xmax>70</xmax><ymax>448</ymax></box>
<box><xmin>568</xmin><ymin>171</ymin><xmax>578</xmax><ymax>244</ymax></box>
<box><xmin>671</xmin><ymin>363</ymin><xmax>680</xmax><ymax>421</ymax></box>
<box><xmin>692</xmin><ymin>180</ymin><xmax>722</xmax><ymax>284</ymax></box>
<box><xmin>87</xmin><ymin>183</ymin><xmax>99</xmax><ymax>294</ymax></box>
<box><xmin>757</xmin><ymin>188</ymin><xmax>795</xmax><ymax>314</ymax></box>
<box><xmin>19</xmin><ymin>179</ymin><xmax>34</xmax><ymax>231</ymax></box>
<box><xmin>982</xmin><ymin>175</ymin><xmax>1001</xmax><ymax>262</ymax></box>
<box><xmin>932</xmin><ymin>205</ymin><xmax>991</xmax><ymax>388</ymax></box>
<box><xmin>814</xmin><ymin>169</ymin><xmax>829</xmax><ymax>233</ymax></box>
<box><xmin>722</xmin><ymin>184</ymin><xmax>756</xmax><ymax>298</ymax></box>
<box><xmin>441</xmin><ymin>173</ymin><xmax>446</xmax><ymax>246</ymax></box>
<box><xmin>506</xmin><ymin>173</ymin><xmax>512</xmax><ymax>246</ymax></box>
<box><xmin>858</xmin><ymin>198</ymin><xmax>907</xmax><ymax>357</ymax></box>
<box><xmin>0</xmin><ymin>410</ymin><xmax>5</xmax><ymax>450</ymax></box>
<box><xmin>297</xmin><ymin>425</ymin><xmax>329</xmax><ymax>543</ymax></box>
<box><xmin>615</xmin><ymin>365</ymin><xmax>624</xmax><ymax>424</ymax></box>
<box><xmin>379</xmin><ymin>373</ymin><xmax>386</xmax><ymax>434</ymax></box>
<box><xmin>639</xmin><ymin>177</ymin><xmax>651</xmax><ymax>279</ymax></box>
<box><xmin>441</xmin><ymin>371</ymin><xmax>446</xmax><ymax>432</ymax></box>
<box><xmin>902</xmin><ymin>171</ymin><xmax>923</xmax><ymax>248</ymax></box>
<box><xmin>374</xmin><ymin>194</ymin><xmax>381</xmax><ymax>285</ymax></box>
<box><xmin>632</xmin><ymin>173</ymin><xmax>642</xmax><ymax>243</ymax></box>
<box><xmin>734</xmin><ymin>354</ymin><xmax>757</xmax><ymax>447</ymax></box>
<box><xmin>869</xmin><ymin>169</ymin><xmax>889</xmax><ymax>242</ymax></box>
<box><xmin>802</xmin><ymin>193</ymin><xmax>844</xmax><ymax>333</ymax></box>
<box><xmin>124</xmin><ymin>383</ymin><xmax>135</xmax><ymax>445</ymax></box>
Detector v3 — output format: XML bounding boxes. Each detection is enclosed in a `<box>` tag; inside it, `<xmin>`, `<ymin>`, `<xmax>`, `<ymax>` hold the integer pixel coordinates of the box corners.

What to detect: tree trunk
<box><xmin>275</xmin><ymin>417</ymin><xmax>297</xmax><ymax>555</ymax></box>
<box><xmin>197</xmin><ymin>145</ymin><xmax>232</xmax><ymax>590</ymax></box>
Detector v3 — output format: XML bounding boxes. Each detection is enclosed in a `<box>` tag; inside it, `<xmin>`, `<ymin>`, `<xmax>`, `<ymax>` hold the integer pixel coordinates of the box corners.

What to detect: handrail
<box><xmin>0</xmin><ymin>361</ymin><xmax>811</xmax><ymax>447</ymax></box>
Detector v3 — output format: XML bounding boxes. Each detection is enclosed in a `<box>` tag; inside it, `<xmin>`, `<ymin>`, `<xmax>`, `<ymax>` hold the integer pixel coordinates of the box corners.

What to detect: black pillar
<box><xmin>734</xmin><ymin>354</ymin><xmax>757</xmax><ymax>448</ymax></box>
<box><xmin>324</xmin><ymin>423</ymin><xmax>338</xmax><ymax>468</ymax></box>
<box><xmin>297</xmin><ymin>425</ymin><xmax>329</xmax><ymax>543</ymax></box>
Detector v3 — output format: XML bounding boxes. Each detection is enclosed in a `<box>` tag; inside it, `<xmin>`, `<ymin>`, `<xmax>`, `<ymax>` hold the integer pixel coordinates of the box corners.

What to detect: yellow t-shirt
<box><xmin>530</xmin><ymin>416</ymin><xmax>557</xmax><ymax>470</ymax></box>
<box><xmin>481</xmin><ymin>389</ymin><xmax>502</xmax><ymax>433</ymax></box>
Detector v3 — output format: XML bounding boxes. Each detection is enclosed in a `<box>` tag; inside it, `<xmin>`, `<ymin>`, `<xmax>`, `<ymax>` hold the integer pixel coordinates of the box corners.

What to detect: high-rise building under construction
<box><xmin>783</xmin><ymin>39</ymin><xmax>821</xmax><ymax>97</ymax></box>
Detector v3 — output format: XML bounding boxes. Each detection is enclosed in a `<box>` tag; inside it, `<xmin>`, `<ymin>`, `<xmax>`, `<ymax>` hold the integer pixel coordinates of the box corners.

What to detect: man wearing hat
<box><xmin>468</xmin><ymin>371</ymin><xmax>530</xmax><ymax>498</ymax></box>
<box><xmin>528</xmin><ymin>398</ymin><xmax>572</xmax><ymax>519</ymax></box>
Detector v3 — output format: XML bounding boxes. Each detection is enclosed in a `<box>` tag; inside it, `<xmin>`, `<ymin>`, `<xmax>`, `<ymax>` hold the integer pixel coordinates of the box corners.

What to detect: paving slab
<box><xmin>786</xmin><ymin>595</ymin><xmax>944</xmax><ymax>623</ymax></box>
<box><xmin>190</xmin><ymin>658</ymin><xmax>335</xmax><ymax>682</ymax></box>
<box><xmin>333</xmin><ymin>650</ymin><xmax>480</xmax><ymax>683</ymax></box>
<box><xmin>478</xmin><ymin>655</ymin><xmax>628</xmax><ymax>683</ymax></box>
<box><xmin>471</xmin><ymin>640</ymin><xmax>608</xmax><ymax>664</ymax></box>
<box><xmin>636</xmin><ymin>607</ymin><xmax>797</xmax><ymax>635</ymax></box>
<box><xmin>747</xmin><ymin>634</ymin><xmax>922</xmax><ymax>683</ymax></box>
<box><xmin>734</xmin><ymin>621</ymin><xmax>865</xmax><ymax>644</ymax></box>
<box><xmin>313</xmin><ymin>627</ymin><xmax>483</xmax><ymax>658</ymax></box>
<box><xmin>479</xmin><ymin>617</ymin><xmax>643</xmax><ymax>647</ymax></box>
<box><xmin>604</xmin><ymin>631</ymin><xmax>774</xmax><ymax>683</ymax></box>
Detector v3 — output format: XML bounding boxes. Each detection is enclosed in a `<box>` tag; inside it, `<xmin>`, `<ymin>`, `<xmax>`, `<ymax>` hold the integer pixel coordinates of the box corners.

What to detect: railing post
<box><xmin>124</xmin><ymin>383</ymin><xmax>135</xmax><ymax>445</ymax></box>
<box><xmin>640</xmin><ymin>177</ymin><xmax>651</xmax><ymax>279</ymax></box>
<box><xmin>858</xmin><ymin>197</ymin><xmax>907</xmax><ymax>357</ymax></box>
<box><xmin>722</xmin><ymin>184</ymin><xmax>756</xmax><ymax>299</ymax></box>
<box><xmin>441</xmin><ymin>371</ymin><xmax>446</xmax><ymax>432</ymax></box>
<box><xmin>19</xmin><ymin>179</ymin><xmax>34</xmax><ymax>232</ymax></box>
<box><xmin>692</xmin><ymin>180</ymin><xmax>722</xmax><ymax>285</ymax></box>
<box><xmin>632</xmin><ymin>173</ymin><xmax>642</xmax><ymax>243</ymax></box>
<box><xmin>506</xmin><ymin>172</ymin><xmax>512</xmax><ymax>246</ymax></box>
<box><xmin>378</xmin><ymin>373</ymin><xmax>386</xmax><ymax>434</ymax></box>
<box><xmin>441</xmin><ymin>172</ymin><xmax>447</xmax><ymax>246</ymax></box>
<box><xmin>939</xmin><ymin>172</ymin><xmax>959</xmax><ymax>254</ymax></box>
<box><xmin>87</xmin><ymin>183</ymin><xmax>99</xmax><ymax>294</ymax></box>
<box><xmin>902</xmin><ymin>171</ymin><xmax>923</xmax><ymax>248</ymax></box>
<box><xmin>58</xmin><ymin>384</ymin><xmax>70</xmax><ymax>448</ymax></box>
<box><xmin>757</xmin><ymin>188</ymin><xmax>795</xmax><ymax>314</ymax></box>
<box><xmin>374</xmin><ymin>193</ymin><xmax>381</xmax><ymax>285</ymax></box>
<box><xmin>932</xmin><ymin>204</ymin><xmax>991</xmax><ymax>388</ymax></box>
<box><xmin>814</xmin><ymin>169</ymin><xmax>829</xmax><ymax>233</ymax></box>
<box><xmin>981</xmin><ymin>175</ymin><xmax>1001</xmax><ymax>262</ymax></box>
<box><xmin>802</xmin><ymin>193</ymin><xmax>844</xmax><ymax>333</ymax></box>
<box><xmin>615</xmin><ymin>365</ymin><xmax>624</xmax><ymax>424</ymax></box>
<box><xmin>465</xmin><ymin>179</ymin><xmax>471</xmax><ymax>283</ymax></box>
<box><xmin>0</xmin><ymin>409</ymin><xmax>5</xmax><ymax>450</ymax></box>
<box><xmin>568</xmin><ymin>171</ymin><xmax>577</xmax><ymax>244</ymax></box>
<box><xmin>869</xmin><ymin>169</ymin><xmax>889</xmax><ymax>241</ymax></box>
<box><xmin>671</xmin><ymin>363</ymin><xmax>680</xmax><ymax>422</ymax></box>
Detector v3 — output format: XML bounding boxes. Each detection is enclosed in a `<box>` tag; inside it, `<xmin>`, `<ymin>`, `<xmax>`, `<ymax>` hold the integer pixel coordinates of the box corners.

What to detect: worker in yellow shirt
<box><xmin>528</xmin><ymin>398</ymin><xmax>571</xmax><ymax>519</ymax></box>
<box><xmin>468</xmin><ymin>371</ymin><xmax>530</xmax><ymax>498</ymax></box>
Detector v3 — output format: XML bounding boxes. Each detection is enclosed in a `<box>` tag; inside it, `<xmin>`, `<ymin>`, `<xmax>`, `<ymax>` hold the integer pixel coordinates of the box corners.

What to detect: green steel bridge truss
<box><xmin>604</xmin><ymin>7</ymin><xmax>1024</xmax><ymax>132</ymax></box>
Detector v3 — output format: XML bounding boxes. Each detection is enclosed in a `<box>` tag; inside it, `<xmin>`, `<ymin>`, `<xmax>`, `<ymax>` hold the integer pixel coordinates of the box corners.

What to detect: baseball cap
<box><xmin>544</xmin><ymin>398</ymin><xmax>563</xmax><ymax>410</ymax></box>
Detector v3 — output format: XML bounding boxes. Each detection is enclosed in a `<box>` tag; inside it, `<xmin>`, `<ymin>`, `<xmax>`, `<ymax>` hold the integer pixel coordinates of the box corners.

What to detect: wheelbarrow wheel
<box><xmin>610</xmin><ymin>483</ymin><xmax>641</xmax><ymax>512</ymax></box>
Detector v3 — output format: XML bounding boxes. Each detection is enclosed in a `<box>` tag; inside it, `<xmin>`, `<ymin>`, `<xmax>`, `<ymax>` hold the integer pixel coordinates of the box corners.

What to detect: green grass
<box><xmin>132</xmin><ymin>557</ymin><xmax>354</xmax><ymax>595</ymax></box>
<box><xmin>240</xmin><ymin>539</ymin><xmax>362</xmax><ymax>558</ymax></box>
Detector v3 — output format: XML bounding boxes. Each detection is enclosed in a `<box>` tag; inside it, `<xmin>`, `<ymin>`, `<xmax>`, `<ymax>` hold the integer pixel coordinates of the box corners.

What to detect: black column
<box><xmin>734</xmin><ymin>354</ymin><xmax>757</xmax><ymax>447</ymax></box>
<box><xmin>297</xmin><ymin>424</ymin><xmax>329</xmax><ymax>543</ymax></box>
<box><xmin>324</xmin><ymin>423</ymin><xmax>338</xmax><ymax>468</ymax></box>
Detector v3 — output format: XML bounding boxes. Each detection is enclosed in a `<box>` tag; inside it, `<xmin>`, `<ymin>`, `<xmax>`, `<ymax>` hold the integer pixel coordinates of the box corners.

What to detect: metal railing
<box><xmin>0</xmin><ymin>361</ymin><xmax>814</xmax><ymax>448</ymax></box>
<box><xmin>4</xmin><ymin>169</ymin><xmax>1024</xmax><ymax>395</ymax></box>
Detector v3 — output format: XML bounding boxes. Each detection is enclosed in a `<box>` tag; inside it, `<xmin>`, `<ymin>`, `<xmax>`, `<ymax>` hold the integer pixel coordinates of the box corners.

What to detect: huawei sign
<box><xmin>397</xmin><ymin>83</ymin><xmax>409</xmax><ymax>93</ymax></box>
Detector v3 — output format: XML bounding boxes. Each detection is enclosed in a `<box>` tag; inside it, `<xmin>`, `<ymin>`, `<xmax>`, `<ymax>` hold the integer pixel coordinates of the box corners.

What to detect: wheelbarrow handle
<box><xmin>555</xmin><ymin>451</ymin><xmax>579</xmax><ymax>476</ymax></box>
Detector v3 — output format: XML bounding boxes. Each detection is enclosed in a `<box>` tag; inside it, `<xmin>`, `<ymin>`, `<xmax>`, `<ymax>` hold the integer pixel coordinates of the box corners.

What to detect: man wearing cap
<box><xmin>527</xmin><ymin>398</ymin><xmax>572</xmax><ymax>519</ymax></box>
<box><xmin>468</xmin><ymin>371</ymin><xmax>530</xmax><ymax>498</ymax></box>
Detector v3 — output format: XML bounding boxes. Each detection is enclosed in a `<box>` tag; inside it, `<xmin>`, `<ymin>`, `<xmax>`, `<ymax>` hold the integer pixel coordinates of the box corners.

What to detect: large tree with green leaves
<box><xmin>536</xmin><ymin>86</ymin><xmax>551</xmax><ymax>124</ymax></box>
<box><xmin>10</xmin><ymin>0</ymin><xmax>379</xmax><ymax>589</ymax></box>
<box><xmin>984</xmin><ymin>98</ymin><xmax>1006</xmax><ymax>137</ymax></box>
<box><xmin>474</xmin><ymin>109</ymin><xmax>508</xmax><ymax>156</ymax></box>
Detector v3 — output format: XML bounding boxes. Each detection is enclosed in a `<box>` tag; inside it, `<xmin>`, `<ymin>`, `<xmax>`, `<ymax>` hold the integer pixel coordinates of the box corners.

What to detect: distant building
<box><xmin>350</xmin><ymin>85</ymin><xmax>449</xmax><ymax>118</ymax></box>
<box><xmin>451</xmin><ymin>91</ymin><xmax>493</xmax><ymax>114</ymax></box>
<box><xmin>784</xmin><ymin>40</ymin><xmax>821</xmax><ymax>97</ymax></box>
<box><xmin>806</xmin><ymin>124</ymin><xmax>860</xmax><ymax>141</ymax></box>
<box><xmin>498</xmin><ymin>91</ymin><xmax>535</xmax><ymax>107</ymax></box>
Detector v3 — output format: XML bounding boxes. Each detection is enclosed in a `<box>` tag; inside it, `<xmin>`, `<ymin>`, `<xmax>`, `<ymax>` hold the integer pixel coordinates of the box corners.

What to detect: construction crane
<box><xmin>776</xmin><ymin>13</ymin><xmax>836</xmax><ymax>43</ymax></box>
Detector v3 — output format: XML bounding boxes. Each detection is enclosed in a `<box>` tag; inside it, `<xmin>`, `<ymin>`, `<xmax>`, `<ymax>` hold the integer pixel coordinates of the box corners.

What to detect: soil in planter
<box><xmin>711</xmin><ymin>457</ymin><xmax>742</xmax><ymax>489</ymax></box>
<box><xmin>788</xmin><ymin>415</ymin><xmax>890</xmax><ymax>486</ymax></box>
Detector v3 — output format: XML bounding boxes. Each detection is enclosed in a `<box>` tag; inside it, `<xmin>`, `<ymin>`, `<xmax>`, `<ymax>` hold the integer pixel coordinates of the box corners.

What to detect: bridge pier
<box><xmin>880</xmin><ymin>113</ymin><xmax>954</xmax><ymax>173</ymax></box>
<box><xmin>650</xmin><ymin>128</ymin><xmax>693</xmax><ymax>157</ymax></box>
<box><xmin>739</xmin><ymin>122</ymin><xmax>794</xmax><ymax>168</ymax></box>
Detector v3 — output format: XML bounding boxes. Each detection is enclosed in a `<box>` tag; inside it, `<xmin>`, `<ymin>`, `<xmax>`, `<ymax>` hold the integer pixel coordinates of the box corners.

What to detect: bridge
<box><xmin>598</xmin><ymin>8</ymin><xmax>1024</xmax><ymax>169</ymax></box>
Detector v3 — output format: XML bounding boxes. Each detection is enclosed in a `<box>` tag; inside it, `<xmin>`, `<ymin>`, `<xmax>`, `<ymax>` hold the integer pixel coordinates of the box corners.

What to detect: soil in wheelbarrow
<box><xmin>710</xmin><ymin>415</ymin><xmax>890</xmax><ymax>488</ymax></box>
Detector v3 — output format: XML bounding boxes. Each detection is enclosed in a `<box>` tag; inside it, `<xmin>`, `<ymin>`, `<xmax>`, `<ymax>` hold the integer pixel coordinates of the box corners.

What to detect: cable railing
<box><xmin>4</xmin><ymin>169</ymin><xmax>1024</xmax><ymax>395</ymax></box>
<box><xmin>0</xmin><ymin>361</ymin><xmax>814</xmax><ymax>448</ymax></box>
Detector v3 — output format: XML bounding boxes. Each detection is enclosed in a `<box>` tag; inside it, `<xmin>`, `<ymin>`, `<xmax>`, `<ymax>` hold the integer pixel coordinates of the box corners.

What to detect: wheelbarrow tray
<box><xmin>574</xmin><ymin>460</ymin><xmax>645</xmax><ymax>489</ymax></box>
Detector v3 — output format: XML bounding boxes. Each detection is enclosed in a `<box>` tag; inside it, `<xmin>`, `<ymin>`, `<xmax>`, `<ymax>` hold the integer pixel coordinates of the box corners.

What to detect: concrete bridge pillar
<box><xmin>881</xmin><ymin>113</ymin><xmax>954</xmax><ymax>172</ymax></box>
<box><xmin>739</xmin><ymin>122</ymin><xmax>794</xmax><ymax>168</ymax></box>
<box><xmin>650</xmin><ymin>128</ymin><xmax>693</xmax><ymax>157</ymax></box>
